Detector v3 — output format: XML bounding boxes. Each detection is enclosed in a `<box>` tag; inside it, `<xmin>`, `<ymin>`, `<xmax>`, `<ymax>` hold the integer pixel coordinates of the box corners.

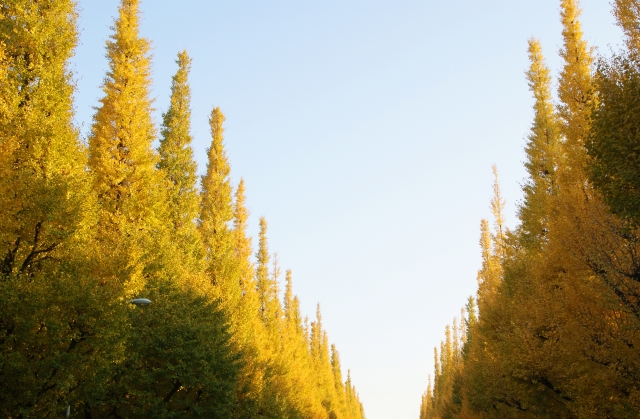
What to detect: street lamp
<box><xmin>128</xmin><ymin>298</ymin><xmax>152</xmax><ymax>306</ymax></box>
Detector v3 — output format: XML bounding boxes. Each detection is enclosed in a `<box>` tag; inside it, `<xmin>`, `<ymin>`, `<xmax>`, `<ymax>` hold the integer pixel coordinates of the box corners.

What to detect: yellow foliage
<box><xmin>421</xmin><ymin>2</ymin><xmax>640</xmax><ymax>418</ymax></box>
<box><xmin>613</xmin><ymin>0</ymin><xmax>640</xmax><ymax>55</ymax></box>
<box><xmin>88</xmin><ymin>0</ymin><xmax>165</xmax><ymax>298</ymax></box>
<box><xmin>0</xmin><ymin>0</ymin><xmax>368</xmax><ymax>416</ymax></box>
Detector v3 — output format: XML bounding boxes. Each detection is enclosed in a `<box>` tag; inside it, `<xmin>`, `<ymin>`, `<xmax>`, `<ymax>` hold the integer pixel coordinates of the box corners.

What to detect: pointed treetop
<box><xmin>107</xmin><ymin>0</ymin><xmax>152</xmax><ymax>93</ymax></box>
<box><xmin>479</xmin><ymin>218</ymin><xmax>491</xmax><ymax>270</ymax></box>
<box><xmin>284</xmin><ymin>269</ymin><xmax>293</xmax><ymax>320</ymax></box>
<box><xmin>89</xmin><ymin>0</ymin><xmax>158</xmax><ymax>214</ymax></box>
<box><xmin>465</xmin><ymin>296</ymin><xmax>477</xmax><ymax>327</ymax></box>
<box><xmin>558</xmin><ymin>0</ymin><xmax>595</xmax><ymax>152</ymax></box>
<box><xmin>559</xmin><ymin>0</ymin><xmax>587</xmax><ymax>55</ymax></box>
<box><xmin>234</xmin><ymin>178</ymin><xmax>248</xmax><ymax>212</ymax></box>
<box><xmin>158</xmin><ymin>50</ymin><xmax>199</xmax><ymax>231</ymax></box>
<box><xmin>256</xmin><ymin>217</ymin><xmax>281</xmax><ymax>324</ymax></box>
<box><xmin>199</xmin><ymin>106</ymin><xmax>234</xmax><ymax>266</ymax></box>
<box><xmin>526</xmin><ymin>39</ymin><xmax>554</xmax><ymax>113</ymax></box>
<box><xmin>233</xmin><ymin>179</ymin><xmax>250</xmax><ymax>238</ymax></box>
<box><xmin>202</xmin><ymin>107</ymin><xmax>232</xmax><ymax>199</ymax></box>
<box><xmin>233</xmin><ymin>178</ymin><xmax>254</xmax><ymax>290</ymax></box>
<box><xmin>316</xmin><ymin>302</ymin><xmax>323</xmax><ymax>329</ymax></box>
<box><xmin>519</xmin><ymin>39</ymin><xmax>560</xmax><ymax>248</ymax></box>
<box><xmin>209</xmin><ymin>107</ymin><xmax>227</xmax><ymax>157</ymax></box>
<box><xmin>160</xmin><ymin>50</ymin><xmax>194</xmax><ymax>158</ymax></box>
<box><xmin>257</xmin><ymin>216</ymin><xmax>269</xmax><ymax>268</ymax></box>
<box><xmin>255</xmin><ymin>217</ymin><xmax>270</xmax><ymax>313</ymax></box>
<box><xmin>271</xmin><ymin>252</ymin><xmax>281</xmax><ymax>283</ymax></box>
<box><xmin>490</xmin><ymin>165</ymin><xmax>506</xmax><ymax>258</ymax></box>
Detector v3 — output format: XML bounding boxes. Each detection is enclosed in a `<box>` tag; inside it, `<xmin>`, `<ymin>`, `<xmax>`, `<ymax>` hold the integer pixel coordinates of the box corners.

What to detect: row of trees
<box><xmin>420</xmin><ymin>0</ymin><xmax>640</xmax><ymax>418</ymax></box>
<box><xmin>0</xmin><ymin>0</ymin><xmax>365</xmax><ymax>418</ymax></box>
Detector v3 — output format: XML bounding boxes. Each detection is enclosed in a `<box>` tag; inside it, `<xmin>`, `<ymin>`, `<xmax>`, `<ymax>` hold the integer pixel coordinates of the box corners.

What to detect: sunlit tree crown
<box><xmin>89</xmin><ymin>0</ymin><xmax>160</xmax><ymax>223</ymax></box>
<box><xmin>199</xmin><ymin>107</ymin><xmax>237</xmax><ymax>290</ymax></box>
<box><xmin>557</xmin><ymin>0</ymin><xmax>595</xmax><ymax>175</ymax></box>
<box><xmin>159</xmin><ymin>50</ymin><xmax>199</xmax><ymax>234</ymax></box>
<box><xmin>519</xmin><ymin>39</ymin><xmax>561</xmax><ymax>248</ymax></box>
<box><xmin>613</xmin><ymin>0</ymin><xmax>640</xmax><ymax>55</ymax></box>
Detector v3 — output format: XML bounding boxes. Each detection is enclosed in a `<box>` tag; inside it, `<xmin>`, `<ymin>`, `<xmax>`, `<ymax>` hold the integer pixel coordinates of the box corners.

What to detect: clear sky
<box><xmin>72</xmin><ymin>1</ymin><xmax>622</xmax><ymax>418</ymax></box>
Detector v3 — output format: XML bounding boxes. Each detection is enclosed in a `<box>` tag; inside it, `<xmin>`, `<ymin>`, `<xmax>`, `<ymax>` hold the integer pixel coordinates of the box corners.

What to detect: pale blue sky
<box><xmin>73</xmin><ymin>1</ymin><xmax>622</xmax><ymax>418</ymax></box>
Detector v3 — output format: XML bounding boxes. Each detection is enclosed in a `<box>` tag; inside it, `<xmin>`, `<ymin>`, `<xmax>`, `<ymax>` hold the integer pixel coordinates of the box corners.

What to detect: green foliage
<box><xmin>114</xmin><ymin>281</ymin><xmax>243</xmax><ymax>418</ymax></box>
<box><xmin>588</xmin><ymin>53</ymin><xmax>640</xmax><ymax>224</ymax></box>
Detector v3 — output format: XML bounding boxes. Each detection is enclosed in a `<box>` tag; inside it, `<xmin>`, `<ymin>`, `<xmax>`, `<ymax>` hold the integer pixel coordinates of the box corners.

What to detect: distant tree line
<box><xmin>420</xmin><ymin>1</ymin><xmax>640</xmax><ymax>418</ymax></box>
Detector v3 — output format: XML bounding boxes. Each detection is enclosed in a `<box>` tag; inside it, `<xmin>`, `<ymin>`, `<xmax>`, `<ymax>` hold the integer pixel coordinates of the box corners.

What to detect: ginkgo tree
<box><xmin>0</xmin><ymin>0</ymin><xmax>368</xmax><ymax>417</ymax></box>
<box><xmin>419</xmin><ymin>1</ymin><xmax>640</xmax><ymax>418</ymax></box>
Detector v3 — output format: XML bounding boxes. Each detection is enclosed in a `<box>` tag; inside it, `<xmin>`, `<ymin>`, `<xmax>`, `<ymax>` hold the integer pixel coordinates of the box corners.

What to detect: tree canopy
<box><xmin>0</xmin><ymin>1</ymin><xmax>365</xmax><ymax>418</ymax></box>
<box><xmin>420</xmin><ymin>1</ymin><xmax>640</xmax><ymax>418</ymax></box>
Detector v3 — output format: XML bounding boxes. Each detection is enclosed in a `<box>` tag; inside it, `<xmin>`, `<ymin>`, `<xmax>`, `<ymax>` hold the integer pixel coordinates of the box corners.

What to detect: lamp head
<box><xmin>129</xmin><ymin>298</ymin><xmax>152</xmax><ymax>307</ymax></box>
